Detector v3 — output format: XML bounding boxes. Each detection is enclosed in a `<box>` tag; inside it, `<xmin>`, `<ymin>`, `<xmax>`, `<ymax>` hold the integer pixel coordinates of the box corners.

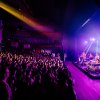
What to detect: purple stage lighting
<box><xmin>83</xmin><ymin>41</ymin><xmax>88</xmax><ymax>45</ymax></box>
<box><xmin>90</xmin><ymin>37</ymin><xmax>95</xmax><ymax>41</ymax></box>
<box><xmin>84</xmin><ymin>41</ymin><xmax>88</xmax><ymax>44</ymax></box>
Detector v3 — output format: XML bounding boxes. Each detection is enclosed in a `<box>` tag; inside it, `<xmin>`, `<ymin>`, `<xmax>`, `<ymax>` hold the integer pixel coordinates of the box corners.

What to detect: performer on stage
<box><xmin>95</xmin><ymin>53</ymin><xmax>100</xmax><ymax>60</ymax></box>
<box><xmin>79</xmin><ymin>52</ymin><xmax>86</xmax><ymax>63</ymax></box>
<box><xmin>81</xmin><ymin>52</ymin><xmax>86</xmax><ymax>60</ymax></box>
<box><xmin>95</xmin><ymin>53</ymin><xmax>100</xmax><ymax>64</ymax></box>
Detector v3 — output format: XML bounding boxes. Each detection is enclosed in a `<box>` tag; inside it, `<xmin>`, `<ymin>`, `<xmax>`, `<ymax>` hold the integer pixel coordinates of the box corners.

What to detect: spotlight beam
<box><xmin>82</xmin><ymin>19</ymin><xmax>90</xmax><ymax>27</ymax></box>
<box><xmin>83</xmin><ymin>42</ymin><xmax>90</xmax><ymax>52</ymax></box>
<box><xmin>0</xmin><ymin>1</ymin><xmax>60</xmax><ymax>39</ymax></box>
<box><xmin>86</xmin><ymin>41</ymin><xmax>94</xmax><ymax>55</ymax></box>
<box><xmin>96</xmin><ymin>40</ymin><xmax>98</xmax><ymax>54</ymax></box>
<box><xmin>80</xmin><ymin>41</ymin><xmax>93</xmax><ymax>64</ymax></box>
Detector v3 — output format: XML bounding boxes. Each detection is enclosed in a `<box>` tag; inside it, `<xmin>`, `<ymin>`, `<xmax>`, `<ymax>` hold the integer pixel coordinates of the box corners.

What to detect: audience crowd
<box><xmin>0</xmin><ymin>51</ymin><xmax>76</xmax><ymax>100</ymax></box>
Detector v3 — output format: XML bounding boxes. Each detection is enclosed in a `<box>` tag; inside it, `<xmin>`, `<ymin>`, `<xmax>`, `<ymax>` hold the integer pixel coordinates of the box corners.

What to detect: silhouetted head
<box><xmin>0</xmin><ymin>66</ymin><xmax>10</xmax><ymax>81</ymax></box>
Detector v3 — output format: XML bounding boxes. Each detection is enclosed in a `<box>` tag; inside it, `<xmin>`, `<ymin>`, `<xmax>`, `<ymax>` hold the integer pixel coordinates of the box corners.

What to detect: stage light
<box><xmin>90</xmin><ymin>37</ymin><xmax>95</xmax><ymax>41</ymax></box>
<box><xmin>82</xmin><ymin>19</ymin><xmax>90</xmax><ymax>27</ymax></box>
<box><xmin>84</xmin><ymin>41</ymin><xmax>88</xmax><ymax>44</ymax></box>
<box><xmin>0</xmin><ymin>1</ymin><xmax>61</xmax><ymax>39</ymax></box>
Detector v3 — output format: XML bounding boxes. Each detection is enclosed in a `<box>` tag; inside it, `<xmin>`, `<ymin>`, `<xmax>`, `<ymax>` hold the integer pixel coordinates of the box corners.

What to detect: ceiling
<box><xmin>0</xmin><ymin>0</ymin><xmax>98</xmax><ymax>38</ymax></box>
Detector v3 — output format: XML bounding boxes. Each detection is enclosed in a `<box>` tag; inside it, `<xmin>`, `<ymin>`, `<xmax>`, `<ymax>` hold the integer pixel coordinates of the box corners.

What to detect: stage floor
<box><xmin>65</xmin><ymin>62</ymin><xmax>100</xmax><ymax>100</ymax></box>
<box><xmin>73</xmin><ymin>62</ymin><xmax>100</xmax><ymax>79</ymax></box>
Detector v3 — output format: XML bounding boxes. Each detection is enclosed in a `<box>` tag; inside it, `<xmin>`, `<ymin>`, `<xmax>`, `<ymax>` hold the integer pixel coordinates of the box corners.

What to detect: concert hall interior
<box><xmin>0</xmin><ymin>0</ymin><xmax>100</xmax><ymax>100</ymax></box>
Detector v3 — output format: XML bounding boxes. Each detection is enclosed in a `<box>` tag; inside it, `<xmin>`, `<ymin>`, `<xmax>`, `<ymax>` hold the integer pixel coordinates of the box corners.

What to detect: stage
<box><xmin>73</xmin><ymin>61</ymin><xmax>100</xmax><ymax>79</ymax></box>
<box><xmin>65</xmin><ymin>62</ymin><xmax>100</xmax><ymax>100</ymax></box>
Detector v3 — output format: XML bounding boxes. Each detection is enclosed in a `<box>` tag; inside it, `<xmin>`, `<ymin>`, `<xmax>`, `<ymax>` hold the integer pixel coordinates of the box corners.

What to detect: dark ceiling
<box><xmin>0</xmin><ymin>0</ymin><xmax>98</xmax><ymax>37</ymax></box>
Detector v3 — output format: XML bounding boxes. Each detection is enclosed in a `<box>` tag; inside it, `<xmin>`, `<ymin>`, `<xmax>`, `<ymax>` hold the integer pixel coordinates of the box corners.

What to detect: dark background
<box><xmin>0</xmin><ymin>0</ymin><xmax>99</xmax><ymax>60</ymax></box>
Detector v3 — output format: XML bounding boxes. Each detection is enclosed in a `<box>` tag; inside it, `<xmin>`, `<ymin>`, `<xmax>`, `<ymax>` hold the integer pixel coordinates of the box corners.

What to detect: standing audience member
<box><xmin>0</xmin><ymin>66</ymin><xmax>12</xmax><ymax>100</ymax></box>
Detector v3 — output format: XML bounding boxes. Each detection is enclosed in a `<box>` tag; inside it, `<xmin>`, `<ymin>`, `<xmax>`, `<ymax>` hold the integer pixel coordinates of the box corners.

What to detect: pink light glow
<box><xmin>90</xmin><ymin>37</ymin><xmax>95</xmax><ymax>41</ymax></box>
<box><xmin>84</xmin><ymin>41</ymin><xmax>88</xmax><ymax>44</ymax></box>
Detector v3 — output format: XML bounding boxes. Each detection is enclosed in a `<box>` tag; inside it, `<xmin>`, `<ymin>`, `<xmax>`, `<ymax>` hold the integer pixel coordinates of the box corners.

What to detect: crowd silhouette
<box><xmin>0</xmin><ymin>51</ymin><xmax>76</xmax><ymax>100</ymax></box>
